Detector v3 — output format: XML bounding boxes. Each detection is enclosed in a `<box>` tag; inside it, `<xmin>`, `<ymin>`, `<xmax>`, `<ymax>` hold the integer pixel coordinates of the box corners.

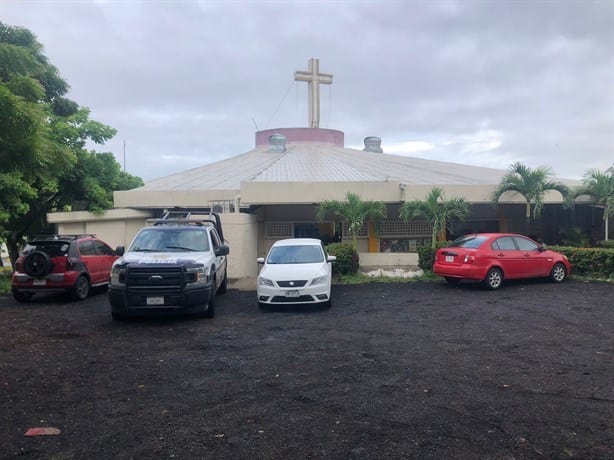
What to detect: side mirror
<box><xmin>115</xmin><ymin>246</ymin><xmax>125</xmax><ymax>256</ymax></box>
<box><xmin>214</xmin><ymin>245</ymin><xmax>230</xmax><ymax>256</ymax></box>
<box><xmin>257</xmin><ymin>257</ymin><xmax>265</xmax><ymax>264</ymax></box>
<box><xmin>538</xmin><ymin>243</ymin><xmax>547</xmax><ymax>252</ymax></box>
<box><xmin>327</xmin><ymin>255</ymin><xmax>337</xmax><ymax>263</ymax></box>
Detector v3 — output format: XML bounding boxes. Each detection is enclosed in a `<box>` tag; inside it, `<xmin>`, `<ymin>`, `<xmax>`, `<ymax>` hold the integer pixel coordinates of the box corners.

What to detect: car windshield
<box><xmin>449</xmin><ymin>236</ymin><xmax>488</xmax><ymax>249</ymax></box>
<box><xmin>266</xmin><ymin>245</ymin><xmax>324</xmax><ymax>264</ymax></box>
<box><xmin>129</xmin><ymin>228</ymin><xmax>209</xmax><ymax>252</ymax></box>
<box><xmin>24</xmin><ymin>242</ymin><xmax>69</xmax><ymax>257</ymax></box>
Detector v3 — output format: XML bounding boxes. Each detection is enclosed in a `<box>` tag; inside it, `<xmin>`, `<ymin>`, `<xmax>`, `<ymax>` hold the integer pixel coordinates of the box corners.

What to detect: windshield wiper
<box><xmin>132</xmin><ymin>248</ymin><xmax>159</xmax><ymax>252</ymax></box>
<box><xmin>165</xmin><ymin>246</ymin><xmax>197</xmax><ymax>251</ymax></box>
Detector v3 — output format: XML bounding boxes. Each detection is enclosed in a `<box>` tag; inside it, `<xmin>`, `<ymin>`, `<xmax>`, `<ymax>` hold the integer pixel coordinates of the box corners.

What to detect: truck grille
<box><xmin>125</xmin><ymin>265</ymin><xmax>187</xmax><ymax>289</ymax></box>
<box><xmin>124</xmin><ymin>265</ymin><xmax>189</xmax><ymax>307</ymax></box>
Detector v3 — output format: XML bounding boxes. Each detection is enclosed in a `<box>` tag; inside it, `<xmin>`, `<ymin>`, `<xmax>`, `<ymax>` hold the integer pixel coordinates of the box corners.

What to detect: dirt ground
<box><xmin>0</xmin><ymin>279</ymin><xmax>613</xmax><ymax>460</ymax></box>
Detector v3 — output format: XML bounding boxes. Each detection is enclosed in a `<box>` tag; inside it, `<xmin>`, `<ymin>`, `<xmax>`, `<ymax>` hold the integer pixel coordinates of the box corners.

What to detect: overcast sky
<box><xmin>2</xmin><ymin>0</ymin><xmax>613</xmax><ymax>181</ymax></box>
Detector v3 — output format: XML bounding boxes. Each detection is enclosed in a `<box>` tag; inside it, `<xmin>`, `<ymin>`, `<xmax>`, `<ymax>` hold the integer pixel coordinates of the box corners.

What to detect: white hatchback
<box><xmin>257</xmin><ymin>238</ymin><xmax>336</xmax><ymax>309</ymax></box>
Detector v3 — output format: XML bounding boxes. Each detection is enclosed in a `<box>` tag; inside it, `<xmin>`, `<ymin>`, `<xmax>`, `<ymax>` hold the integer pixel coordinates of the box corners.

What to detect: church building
<box><xmin>48</xmin><ymin>59</ymin><xmax>579</xmax><ymax>281</ymax></box>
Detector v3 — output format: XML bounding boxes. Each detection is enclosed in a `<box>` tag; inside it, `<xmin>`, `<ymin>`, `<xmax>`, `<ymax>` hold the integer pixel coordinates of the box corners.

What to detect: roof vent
<box><xmin>268</xmin><ymin>133</ymin><xmax>287</xmax><ymax>153</ymax></box>
<box><xmin>363</xmin><ymin>136</ymin><xmax>383</xmax><ymax>153</ymax></box>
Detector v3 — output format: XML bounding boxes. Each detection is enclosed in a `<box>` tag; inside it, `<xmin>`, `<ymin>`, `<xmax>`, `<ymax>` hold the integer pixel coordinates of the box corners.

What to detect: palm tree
<box><xmin>399</xmin><ymin>187</ymin><xmax>469</xmax><ymax>248</ymax></box>
<box><xmin>491</xmin><ymin>162</ymin><xmax>569</xmax><ymax>232</ymax></box>
<box><xmin>315</xmin><ymin>192</ymin><xmax>387</xmax><ymax>249</ymax></box>
<box><xmin>573</xmin><ymin>168</ymin><xmax>614</xmax><ymax>241</ymax></box>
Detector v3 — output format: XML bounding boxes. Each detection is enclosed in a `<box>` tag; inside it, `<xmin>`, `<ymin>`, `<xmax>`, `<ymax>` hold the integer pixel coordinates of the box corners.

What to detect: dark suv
<box><xmin>11</xmin><ymin>234</ymin><xmax>118</xmax><ymax>302</ymax></box>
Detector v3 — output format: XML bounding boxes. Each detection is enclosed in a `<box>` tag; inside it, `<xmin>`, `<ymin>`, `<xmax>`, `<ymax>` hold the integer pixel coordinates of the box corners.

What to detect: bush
<box><xmin>0</xmin><ymin>266</ymin><xmax>12</xmax><ymax>295</ymax></box>
<box><xmin>549</xmin><ymin>245</ymin><xmax>614</xmax><ymax>278</ymax></box>
<box><xmin>595</xmin><ymin>240</ymin><xmax>614</xmax><ymax>249</ymax></box>
<box><xmin>416</xmin><ymin>241</ymin><xmax>450</xmax><ymax>270</ymax></box>
<box><xmin>325</xmin><ymin>242</ymin><xmax>358</xmax><ymax>276</ymax></box>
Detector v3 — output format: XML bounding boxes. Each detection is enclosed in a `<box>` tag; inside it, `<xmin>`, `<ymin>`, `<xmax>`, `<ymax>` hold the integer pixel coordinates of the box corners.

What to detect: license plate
<box><xmin>33</xmin><ymin>279</ymin><xmax>46</xmax><ymax>286</ymax></box>
<box><xmin>285</xmin><ymin>290</ymin><xmax>300</xmax><ymax>297</ymax></box>
<box><xmin>445</xmin><ymin>255</ymin><xmax>454</xmax><ymax>262</ymax></box>
<box><xmin>146</xmin><ymin>296</ymin><xmax>164</xmax><ymax>305</ymax></box>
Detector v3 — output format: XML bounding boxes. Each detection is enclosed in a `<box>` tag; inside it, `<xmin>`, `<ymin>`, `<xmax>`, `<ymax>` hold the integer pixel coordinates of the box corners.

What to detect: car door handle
<box><xmin>523</xmin><ymin>254</ymin><xmax>531</xmax><ymax>257</ymax></box>
<box><xmin>497</xmin><ymin>253</ymin><xmax>505</xmax><ymax>257</ymax></box>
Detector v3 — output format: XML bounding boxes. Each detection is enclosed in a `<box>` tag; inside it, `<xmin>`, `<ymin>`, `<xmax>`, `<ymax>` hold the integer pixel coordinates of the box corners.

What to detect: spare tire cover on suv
<box><xmin>24</xmin><ymin>251</ymin><xmax>51</xmax><ymax>277</ymax></box>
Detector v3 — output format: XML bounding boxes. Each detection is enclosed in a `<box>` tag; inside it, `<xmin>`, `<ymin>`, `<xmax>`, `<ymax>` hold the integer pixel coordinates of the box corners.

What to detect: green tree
<box><xmin>0</xmin><ymin>22</ymin><xmax>142</xmax><ymax>267</ymax></box>
<box><xmin>491</xmin><ymin>162</ymin><xmax>569</xmax><ymax>231</ymax></box>
<box><xmin>399</xmin><ymin>187</ymin><xmax>469</xmax><ymax>248</ymax></box>
<box><xmin>573</xmin><ymin>168</ymin><xmax>614</xmax><ymax>241</ymax></box>
<box><xmin>315</xmin><ymin>192</ymin><xmax>387</xmax><ymax>249</ymax></box>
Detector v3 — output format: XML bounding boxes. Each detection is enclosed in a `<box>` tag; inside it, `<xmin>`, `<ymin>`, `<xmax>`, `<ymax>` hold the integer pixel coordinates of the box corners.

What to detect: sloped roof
<box><xmin>138</xmin><ymin>142</ymin><xmax>508</xmax><ymax>192</ymax></box>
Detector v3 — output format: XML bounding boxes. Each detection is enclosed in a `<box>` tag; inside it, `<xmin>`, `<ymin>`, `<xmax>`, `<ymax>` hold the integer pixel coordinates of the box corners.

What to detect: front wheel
<box><xmin>484</xmin><ymin>268</ymin><xmax>503</xmax><ymax>290</ymax></box>
<box><xmin>200</xmin><ymin>276</ymin><xmax>216</xmax><ymax>318</ymax></box>
<box><xmin>218</xmin><ymin>269</ymin><xmax>227</xmax><ymax>294</ymax></box>
<box><xmin>70</xmin><ymin>275</ymin><xmax>90</xmax><ymax>300</ymax></box>
<box><xmin>550</xmin><ymin>263</ymin><xmax>567</xmax><ymax>283</ymax></box>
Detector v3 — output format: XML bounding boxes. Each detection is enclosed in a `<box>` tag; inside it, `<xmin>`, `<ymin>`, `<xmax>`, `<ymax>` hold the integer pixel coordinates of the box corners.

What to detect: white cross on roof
<box><xmin>294</xmin><ymin>58</ymin><xmax>333</xmax><ymax>128</ymax></box>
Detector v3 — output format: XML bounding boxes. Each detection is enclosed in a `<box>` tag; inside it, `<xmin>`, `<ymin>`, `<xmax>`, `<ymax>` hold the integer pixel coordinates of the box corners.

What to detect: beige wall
<box><xmin>47</xmin><ymin>209</ymin><xmax>152</xmax><ymax>249</ymax></box>
<box><xmin>219</xmin><ymin>213</ymin><xmax>259</xmax><ymax>279</ymax></box>
<box><xmin>359</xmin><ymin>252</ymin><xmax>419</xmax><ymax>268</ymax></box>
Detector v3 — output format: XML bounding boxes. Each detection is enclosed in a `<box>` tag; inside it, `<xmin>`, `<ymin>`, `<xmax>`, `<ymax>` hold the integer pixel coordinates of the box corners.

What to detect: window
<box><xmin>493</xmin><ymin>237</ymin><xmax>516</xmax><ymax>251</ymax></box>
<box><xmin>79</xmin><ymin>240</ymin><xmax>96</xmax><ymax>256</ymax></box>
<box><xmin>451</xmin><ymin>236</ymin><xmax>488</xmax><ymax>248</ymax></box>
<box><xmin>266</xmin><ymin>223</ymin><xmax>293</xmax><ymax>238</ymax></box>
<box><xmin>210</xmin><ymin>229</ymin><xmax>221</xmax><ymax>249</ymax></box>
<box><xmin>267</xmin><ymin>245</ymin><xmax>324</xmax><ymax>264</ymax></box>
<box><xmin>514</xmin><ymin>237</ymin><xmax>538</xmax><ymax>251</ymax></box>
<box><xmin>93</xmin><ymin>240</ymin><xmax>114</xmax><ymax>256</ymax></box>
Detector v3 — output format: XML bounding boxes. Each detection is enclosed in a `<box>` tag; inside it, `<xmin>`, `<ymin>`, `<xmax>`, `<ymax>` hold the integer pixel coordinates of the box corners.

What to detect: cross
<box><xmin>294</xmin><ymin>58</ymin><xmax>333</xmax><ymax>128</ymax></box>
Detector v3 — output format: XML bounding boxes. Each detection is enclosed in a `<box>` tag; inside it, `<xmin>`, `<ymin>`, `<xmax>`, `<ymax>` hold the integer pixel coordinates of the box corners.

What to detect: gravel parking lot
<box><xmin>1</xmin><ymin>279</ymin><xmax>613</xmax><ymax>459</ymax></box>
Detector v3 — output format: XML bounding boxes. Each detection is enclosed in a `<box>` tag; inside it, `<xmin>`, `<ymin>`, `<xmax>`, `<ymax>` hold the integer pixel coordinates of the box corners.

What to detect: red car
<box><xmin>433</xmin><ymin>233</ymin><xmax>571</xmax><ymax>290</ymax></box>
<box><xmin>11</xmin><ymin>234</ymin><xmax>118</xmax><ymax>302</ymax></box>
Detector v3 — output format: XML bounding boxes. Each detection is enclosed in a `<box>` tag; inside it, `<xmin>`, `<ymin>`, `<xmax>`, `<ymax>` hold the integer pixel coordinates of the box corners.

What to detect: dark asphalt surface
<box><xmin>1</xmin><ymin>279</ymin><xmax>613</xmax><ymax>459</ymax></box>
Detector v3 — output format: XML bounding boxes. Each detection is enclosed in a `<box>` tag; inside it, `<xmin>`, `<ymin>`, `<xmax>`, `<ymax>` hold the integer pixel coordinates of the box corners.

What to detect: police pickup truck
<box><xmin>108</xmin><ymin>213</ymin><xmax>229</xmax><ymax>320</ymax></box>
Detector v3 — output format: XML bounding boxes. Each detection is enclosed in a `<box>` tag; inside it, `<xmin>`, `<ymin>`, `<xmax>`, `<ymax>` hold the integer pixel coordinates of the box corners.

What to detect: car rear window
<box><xmin>267</xmin><ymin>245</ymin><xmax>324</xmax><ymax>264</ymax></box>
<box><xmin>24</xmin><ymin>242</ymin><xmax>70</xmax><ymax>257</ymax></box>
<box><xmin>449</xmin><ymin>236</ymin><xmax>488</xmax><ymax>249</ymax></box>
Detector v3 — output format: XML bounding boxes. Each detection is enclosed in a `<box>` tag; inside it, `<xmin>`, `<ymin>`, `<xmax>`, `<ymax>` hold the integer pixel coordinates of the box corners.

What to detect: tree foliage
<box><xmin>491</xmin><ymin>162</ymin><xmax>569</xmax><ymax>223</ymax></box>
<box><xmin>0</xmin><ymin>21</ymin><xmax>143</xmax><ymax>267</ymax></box>
<box><xmin>315</xmin><ymin>192</ymin><xmax>387</xmax><ymax>249</ymax></box>
<box><xmin>399</xmin><ymin>187</ymin><xmax>469</xmax><ymax>248</ymax></box>
<box><xmin>573</xmin><ymin>168</ymin><xmax>614</xmax><ymax>241</ymax></box>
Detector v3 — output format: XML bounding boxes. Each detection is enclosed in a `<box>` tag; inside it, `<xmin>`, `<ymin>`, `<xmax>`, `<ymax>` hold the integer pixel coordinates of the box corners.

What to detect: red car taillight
<box><xmin>66</xmin><ymin>257</ymin><xmax>79</xmax><ymax>270</ymax></box>
<box><xmin>463</xmin><ymin>255</ymin><xmax>475</xmax><ymax>264</ymax></box>
<box><xmin>15</xmin><ymin>258</ymin><xmax>24</xmax><ymax>271</ymax></box>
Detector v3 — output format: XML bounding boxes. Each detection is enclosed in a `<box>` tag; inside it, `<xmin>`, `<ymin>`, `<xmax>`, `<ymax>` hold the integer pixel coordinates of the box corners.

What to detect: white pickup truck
<box><xmin>108</xmin><ymin>213</ymin><xmax>229</xmax><ymax>320</ymax></box>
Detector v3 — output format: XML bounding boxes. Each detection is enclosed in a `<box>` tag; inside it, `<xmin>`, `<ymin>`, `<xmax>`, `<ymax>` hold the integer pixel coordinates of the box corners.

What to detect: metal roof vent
<box><xmin>268</xmin><ymin>133</ymin><xmax>287</xmax><ymax>153</ymax></box>
<box><xmin>363</xmin><ymin>136</ymin><xmax>383</xmax><ymax>153</ymax></box>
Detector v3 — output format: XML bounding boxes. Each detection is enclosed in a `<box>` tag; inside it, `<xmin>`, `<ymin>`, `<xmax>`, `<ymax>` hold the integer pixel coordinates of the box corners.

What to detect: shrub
<box><xmin>549</xmin><ymin>245</ymin><xmax>614</xmax><ymax>278</ymax></box>
<box><xmin>0</xmin><ymin>266</ymin><xmax>12</xmax><ymax>295</ymax></box>
<box><xmin>325</xmin><ymin>242</ymin><xmax>358</xmax><ymax>276</ymax></box>
<box><xmin>595</xmin><ymin>240</ymin><xmax>614</xmax><ymax>249</ymax></box>
<box><xmin>416</xmin><ymin>241</ymin><xmax>450</xmax><ymax>270</ymax></box>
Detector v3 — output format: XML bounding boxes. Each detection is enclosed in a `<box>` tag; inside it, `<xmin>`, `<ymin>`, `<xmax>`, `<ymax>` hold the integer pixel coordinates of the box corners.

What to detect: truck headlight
<box><xmin>110</xmin><ymin>265</ymin><xmax>126</xmax><ymax>286</ymax></box>
<box><xmin>187</xmin><ymin>266</ymin><xmax>208</xmax><ymax>284</ymax></box>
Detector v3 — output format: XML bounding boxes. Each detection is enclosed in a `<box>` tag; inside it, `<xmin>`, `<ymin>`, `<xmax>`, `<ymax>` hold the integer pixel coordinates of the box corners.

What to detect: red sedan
<box><xmin>433</xmin><ymin>233</ymin><xmax>571</xmax><ymax>289</ymax></box>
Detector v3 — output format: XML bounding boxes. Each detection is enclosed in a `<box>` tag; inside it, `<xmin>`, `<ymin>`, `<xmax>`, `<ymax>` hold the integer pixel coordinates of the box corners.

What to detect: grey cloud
<box><xmin>2</xmin><ymin>0</ymin><xmax>612</xmax><ymax>181</ymax></box>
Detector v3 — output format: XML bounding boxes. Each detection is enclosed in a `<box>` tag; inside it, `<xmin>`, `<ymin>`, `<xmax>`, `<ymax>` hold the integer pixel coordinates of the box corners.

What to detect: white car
<box><xmin>257</xmin><ymin>238</ymin><xmax>336</xmax><ymax>309</ymax></box>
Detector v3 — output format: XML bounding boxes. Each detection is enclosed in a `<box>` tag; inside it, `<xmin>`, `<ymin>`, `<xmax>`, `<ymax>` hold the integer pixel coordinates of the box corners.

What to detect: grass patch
<box><xmin>0</xmin><ymin>266</ymin><xmax>12</xmax><ymax>295</ymax></box>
